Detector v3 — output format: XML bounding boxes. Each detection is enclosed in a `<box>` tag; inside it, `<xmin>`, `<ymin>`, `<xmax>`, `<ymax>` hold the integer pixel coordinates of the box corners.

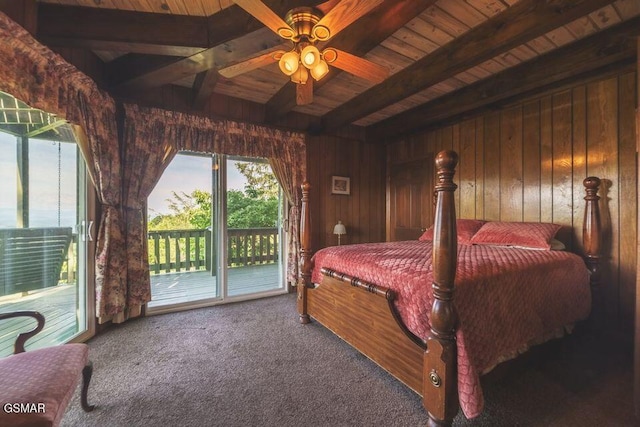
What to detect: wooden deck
<box><xmin>0</xmin><ymin>263</ymin><xmax>281</xmax><ymax>357</ymax></box>
<box><xmin>148</xmin><ymin>263</ymin><xmax>282</xmax><ymax>307</ymax></box>
<box><xmin>0</xmin><ymin>283</ymin><xmax>79</xmax><ymax>357</ymax></box>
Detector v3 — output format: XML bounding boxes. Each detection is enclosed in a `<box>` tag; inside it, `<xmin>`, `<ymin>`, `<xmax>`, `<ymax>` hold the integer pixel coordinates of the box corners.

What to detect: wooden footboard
<box><xmin>297</xmin><ymin>151</ymin><xmax>601</xmax><ymax>427</ymax></box>
<box><xmin>308</xmin><ymin>268</ymin><xmax>425</xmax><ymax>394</ymax></box>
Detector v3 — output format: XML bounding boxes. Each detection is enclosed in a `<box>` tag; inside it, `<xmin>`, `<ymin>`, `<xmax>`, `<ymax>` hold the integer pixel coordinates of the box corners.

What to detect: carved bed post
<box><xmin>582</xmin><ymin>176</ymin><xmax>602</xmax><ymax>327</ymax></box>
<box><xmin>424</xmin><ymin>150</ymin><xmax>459</xmax><ymax>426</ymax></box>
<box><xmin>298</xmin><ymin>181</ymin><xmax>312</xmax><ymax>324</ymax></box>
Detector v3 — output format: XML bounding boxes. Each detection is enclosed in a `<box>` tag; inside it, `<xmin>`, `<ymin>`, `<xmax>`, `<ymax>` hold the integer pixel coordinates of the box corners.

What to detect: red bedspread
<box><xmin>311</xmin><ymin>241</ymin><xmax>591</xmax><ymax>419</ymax></box>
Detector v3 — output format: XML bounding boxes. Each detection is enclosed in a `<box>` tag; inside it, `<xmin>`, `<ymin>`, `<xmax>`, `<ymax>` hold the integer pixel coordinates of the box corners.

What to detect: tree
<box><xmin>148</xmin><ymin>191</ymin><xmax>193</xmax><ymax>230</ymax></box>
<box><xmin>235</xmin><ymin>162</ymin><xmax>279</xmax><ymax>199</ymax></box>
<box><xmin>148</xmin><ymin>162</ymin><xmax>280</xmax><ymax>231</ymax></box>
<box><xmin>227</xmin><ymin>161</ymin><xmax>280</xmax><ymax>228</ymax></box>
<box><xmin>148</xmin><ymin>190</ymin><xmax>213</xmax><ymax>230</ymax></box>
<box><xmin>227</xmin><ymin>190</ymin><xmax>278</xmax><ymax>228</ymax></box>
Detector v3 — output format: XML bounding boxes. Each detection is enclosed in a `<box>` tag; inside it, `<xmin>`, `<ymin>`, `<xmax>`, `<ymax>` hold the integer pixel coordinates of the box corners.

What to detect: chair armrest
<box><xmin>0</xmin><ymin>311</ymin><xmax>45</xmax><ymax>354</ymax></box>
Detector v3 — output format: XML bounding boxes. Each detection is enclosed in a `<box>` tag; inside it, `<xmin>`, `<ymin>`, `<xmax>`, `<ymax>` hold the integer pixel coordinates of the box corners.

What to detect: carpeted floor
<box><xmin>62</xmin><ymin>294</ymin><xmax>636</xmax><ymax>426</ymax></box>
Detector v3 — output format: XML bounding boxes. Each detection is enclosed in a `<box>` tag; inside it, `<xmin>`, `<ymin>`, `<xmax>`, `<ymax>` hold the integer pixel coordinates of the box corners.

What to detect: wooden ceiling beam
<box><xmin>109</xmin><ymin>0</ymin><xmax>326</xmax><ymax>93</ymax></box>
<box><xmin>321</xmin><ymin>0</ymin><xmax>617</xmax><ymax>132</ymax></box>
<box><xmin>264</xmin><ymin>0</ymin><xmax>439</xmax><ymax>123</ymax></box>
<box><xmin>367</xmin><ymin>17</ymin><xmax>640</xmax><ymax>142</ymax></box>
<box><xmin>106</xmin><ymin>54</ymin><xmax>181</xmax><ymax>87</ymax></box>
<box><xmin>110</xmin><ymin>28</ymin><xmax>284</xmax><ymax>93</ymax></box>
<box><xmin>192</xmin><ymin>70</ymin><xmax>221</xmax><ymax>110</ymax></box>
<box><xmin>37</xmin><ymin>4</ymin><xmax>209</xmax><ymax>56</ymax></box>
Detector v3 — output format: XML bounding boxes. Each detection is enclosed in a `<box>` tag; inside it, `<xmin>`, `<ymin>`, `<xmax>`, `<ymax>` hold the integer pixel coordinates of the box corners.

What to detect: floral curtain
<box><xmin>73</xmin><ymin>126</ymin><xmax>127</xmax><ymax>323</ymax></box>
<box><xmin>268</xmin><ymin>158</ymin><xmax>302</xmax><ymax>285</ymax></box>
<box><xmin>121</xmin><ymin>104</ymin><xmax>179</xmax><ymax>315</ymax></box>
<box><xmin>0</xmin><ymin>12</ymin><xmax>129</xmax><ymax>323</ymax></box>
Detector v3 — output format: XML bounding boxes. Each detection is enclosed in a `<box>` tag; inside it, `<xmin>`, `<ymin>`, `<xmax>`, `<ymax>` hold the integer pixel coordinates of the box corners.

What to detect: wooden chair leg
<box><xmin>81</xmin><ymin>361</ymin><xmax>96</xmax><ymax>412</ymax></box>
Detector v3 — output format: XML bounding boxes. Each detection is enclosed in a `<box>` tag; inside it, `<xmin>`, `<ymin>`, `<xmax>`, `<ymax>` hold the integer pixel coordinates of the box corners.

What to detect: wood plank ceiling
<box><xmin>36</xmin><ymin>0</ymin><xmax>640</xmax><ymax>139</ymax></box>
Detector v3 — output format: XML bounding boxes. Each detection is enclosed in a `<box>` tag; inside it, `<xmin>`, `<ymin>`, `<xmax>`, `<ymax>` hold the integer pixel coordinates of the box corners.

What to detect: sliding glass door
<box><xmin>224</xmin><ymin>156</ymin><xmax>284</xmax><ymax>297</ymax></box>
<box><xmin>147</xmin><ymin>153</ymin><xmax>285</xmax><ymax>312</ymax></box>
<box><xmin>147</xmin><ymin>153</ymin><xmax>218</xmax><ymax>307</ymax></box>
<box><xmin>0</xmin><ymin>94</ymin><xmax>92</xmax><ymax>356</ymax></box>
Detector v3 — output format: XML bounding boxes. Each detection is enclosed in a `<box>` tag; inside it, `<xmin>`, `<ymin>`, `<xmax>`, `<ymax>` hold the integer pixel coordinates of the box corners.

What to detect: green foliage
<box><xmin>227</xmin><ymin>190</ymin><xmax>278</xmax><ymax>228</ymax></box>
<box><xmin>189</xmin><ymin>189</ymin><xmax>212</xmax><ymax>229</ymax></box>
<box><xmin>148</xmin><ymin>191</ymin><xmax>192</xmax><ymax>230</ymax></box>
<box><xmin>235</xmin><ymin>162</ymin><xmax>279</xmax><ymax>199</ymax></box>
<box><xmin>148</xmin><ymin>162</ymin><xmax>279</xmax><ymax>231</ymax></box>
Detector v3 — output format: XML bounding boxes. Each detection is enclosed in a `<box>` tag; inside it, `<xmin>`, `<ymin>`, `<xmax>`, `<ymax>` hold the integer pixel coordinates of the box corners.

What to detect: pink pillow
<box><xmin>470</xmin><ymin>221</ymin><xmax>562</xmax><ymax>250</ymax></box>
<box><xmin>419</xmin><ymin>219</ymin><xmax>486</xmax><ymax>244</ymax></box>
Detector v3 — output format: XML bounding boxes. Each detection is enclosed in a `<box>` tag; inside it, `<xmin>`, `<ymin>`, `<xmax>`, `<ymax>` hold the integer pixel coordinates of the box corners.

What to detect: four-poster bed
<box><xmin>297</xmin><ymin>150</ymin><xmax>602</xmax><ymax>426</ymax></box>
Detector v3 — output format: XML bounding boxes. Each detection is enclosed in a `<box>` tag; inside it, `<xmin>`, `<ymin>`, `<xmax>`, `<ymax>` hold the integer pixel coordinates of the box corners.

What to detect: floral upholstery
<box><xmin>0</xmin><ymin>344</ymin><xmax>89</xmax><ymax>427</ymax></box>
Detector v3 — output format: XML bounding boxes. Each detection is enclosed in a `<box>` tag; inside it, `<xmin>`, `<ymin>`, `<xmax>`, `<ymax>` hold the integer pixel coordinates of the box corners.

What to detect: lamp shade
<box><xmin>290</xmin><ymin>66</ymin><xmax>309</xmax><ymax>84</ymax></box>
<box><xmin>333</xmin><ymin>220</ymin><xmax>346</xmax><ymax>235</ymax></box>
<box><xmin>300</xmin><ymin>45</ymin><xmax>321</xmax><ymax>69</ymax></box>
<box><xmin>278</xmin><ymin>51</ymin><xmax>299</xmax><ymax>76</ymax></box>
<box><xmin>310</xmin><ymin>59</ymin><xmax>329</xmax><ymax>81</ymax></box>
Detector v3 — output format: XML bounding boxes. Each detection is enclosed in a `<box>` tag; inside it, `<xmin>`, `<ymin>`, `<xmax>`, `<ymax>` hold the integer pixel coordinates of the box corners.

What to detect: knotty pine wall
<box><xmin>306</xmin><ymin>135</ymin><xmax>386</xmax><ymax>250</ymax></box>
<box><xmin>387</xmin><ymin>71</ymin><xmax>637</xmax><ymax>336</ymax></box>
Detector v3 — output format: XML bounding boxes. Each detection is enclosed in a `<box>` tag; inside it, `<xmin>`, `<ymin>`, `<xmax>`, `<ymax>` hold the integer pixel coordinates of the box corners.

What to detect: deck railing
<box><xmin>227</xmin><ymin>228</ymin><xmax>279</xmax><ymax>267</ymax></box>
<box><xmin>147</xmin><ymin>228</ymin><xmax>278</xmax><ymax>275</ymax></box>
<box><xmin>148</xmin><ymin>229</ymin><xmax>211</xmax><ymax>274</ymax></box>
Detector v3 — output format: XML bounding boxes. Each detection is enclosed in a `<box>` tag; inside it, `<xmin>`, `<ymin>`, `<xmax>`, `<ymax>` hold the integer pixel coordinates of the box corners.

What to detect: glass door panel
<box><xmin>0</xmin><ymin>120</ymin><xmax>89</xmax><ymax>356</ymax></box>
<box><xmin>224</xmin><ymin>157</ymin><xmax>284</xmax><ymax>297</ymax></box>
<box><xmin>147</xmin><ymin>153</ymin><xmax>218</xmax><ymax>308</ymax></box>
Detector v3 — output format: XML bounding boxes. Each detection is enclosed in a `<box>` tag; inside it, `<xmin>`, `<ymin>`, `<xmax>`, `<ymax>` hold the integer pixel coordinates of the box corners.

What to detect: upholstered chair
<box><xmin>0</xmin><ymin>311</ymin><xmax>95</xmax><ymax>427</ymax></box>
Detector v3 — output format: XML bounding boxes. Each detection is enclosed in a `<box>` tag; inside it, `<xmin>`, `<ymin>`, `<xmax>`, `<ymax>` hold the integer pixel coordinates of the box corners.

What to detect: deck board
<box><xmin>0</xmin><ymin>264</ymin><xmax>281</xmax><ymax>357</ymax></box>
<box><xmin>148</xmin><ymin>264</ymin><xmax>281</xmax><ymax>306</ymax></box>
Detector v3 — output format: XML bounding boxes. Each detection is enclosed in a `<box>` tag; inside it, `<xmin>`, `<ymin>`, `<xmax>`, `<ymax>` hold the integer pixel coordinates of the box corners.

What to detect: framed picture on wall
<box><xmin>331</xmin><ymin>176</ymin><xmax>350</xmax><ymax>195</ymax></box>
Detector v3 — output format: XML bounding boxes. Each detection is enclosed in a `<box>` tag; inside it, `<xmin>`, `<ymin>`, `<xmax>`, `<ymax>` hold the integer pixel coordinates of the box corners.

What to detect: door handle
<box><xmin>80</xmin><ymin>220</ymin><xmax>94</xmax><ymax>241</ymax></box>
<box><xmin>87</xmin><ymin>220</ymin><xmax>94</xmax><ymax>241</ymax></box>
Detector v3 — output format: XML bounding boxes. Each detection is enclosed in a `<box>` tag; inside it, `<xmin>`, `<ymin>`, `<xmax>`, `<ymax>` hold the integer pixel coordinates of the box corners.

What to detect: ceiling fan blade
<box><xmin>327</xmin><ymin>48</ymin><xmax>388</xmax><ymax>84</ymax></box>
<box><xmin>218</xmin><ymin>51</ymin><xmax>280</xmax><ymax>78</ymax></box>
<box><xmin>313</xmin><ymin>0</ymin><xmax>384</xmax><ymax>40</ymax></box>
<box><xmin>233</xmin><ymin>0</ymin><xmax>296</xmax><ymax>39</ymax></box>
<box><xmin>315</xmin><ymin>0</ymin><xmax>342</xmax><ymax>14</ymax></box>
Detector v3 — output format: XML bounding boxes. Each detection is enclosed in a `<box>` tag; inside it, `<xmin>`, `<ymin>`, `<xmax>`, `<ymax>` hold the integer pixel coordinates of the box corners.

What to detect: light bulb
<box><xmin>300</xmin><ymin>45</ymin><xmax>321</xmax><ymax>69</ymax></box>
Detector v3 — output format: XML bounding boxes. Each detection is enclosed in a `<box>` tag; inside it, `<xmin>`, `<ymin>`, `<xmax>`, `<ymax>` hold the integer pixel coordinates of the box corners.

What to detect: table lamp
<box><xmin>333</xmin><ymin>220</ymin><xmax>346</xmax><ymax>245</ymax></box>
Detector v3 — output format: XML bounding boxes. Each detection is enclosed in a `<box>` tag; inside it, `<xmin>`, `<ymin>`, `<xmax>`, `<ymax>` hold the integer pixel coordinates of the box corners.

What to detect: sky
<box><xmin>147</xmin><ymin>154</ymin><xmax>247</xmax><ymax>218</ymax></box>
<box><xmin>0</xmin><ymin>132</ymin><xmax>78</xmax><ymax>228</ymax></box>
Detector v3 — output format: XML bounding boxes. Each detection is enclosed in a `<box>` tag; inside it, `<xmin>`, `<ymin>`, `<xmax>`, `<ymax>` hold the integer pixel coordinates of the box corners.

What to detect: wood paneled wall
<box><xmin>0</xmin><ymin>0</ymin><xmax>37</xmax><ymax>34</ymax></box>
<box><xmin>387</xmin><ymin>72</ymin><xmax>637</xmax><ymax>336</ymax></box>
<box><xmin>306</xmin><ymin>135</ymin><xmax>386</xmax><ymax>250</ymax></box>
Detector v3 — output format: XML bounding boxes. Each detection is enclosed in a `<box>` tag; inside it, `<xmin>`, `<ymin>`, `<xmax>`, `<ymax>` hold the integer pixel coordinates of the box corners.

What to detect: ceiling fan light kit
<box><xmin>278</xmin><ymin>42</ymin><xmax>331</xmax><ymax>83</ymax></box>
<box><xmin>274</xmin><ymin>7</ymin><xmax>331</xmax><ymax>84</ymax></box>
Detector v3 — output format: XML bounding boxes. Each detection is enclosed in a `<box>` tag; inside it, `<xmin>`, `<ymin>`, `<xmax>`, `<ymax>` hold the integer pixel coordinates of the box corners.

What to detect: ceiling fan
<box><xmin>221</xmin><ymin>0</ymin><xmax>390</xmax><ymax>105</ymax></box>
